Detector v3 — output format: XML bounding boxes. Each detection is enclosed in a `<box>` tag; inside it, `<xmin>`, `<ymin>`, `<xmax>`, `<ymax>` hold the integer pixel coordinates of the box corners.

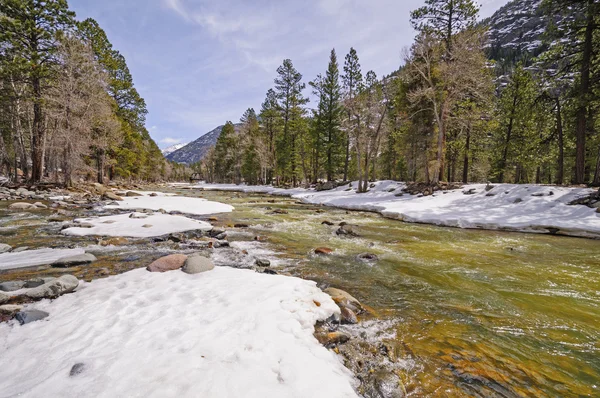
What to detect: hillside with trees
<box><xmin>0</xmin><ymin>0</ymin><xmax>173</xmax><ymax>186</ymax></box>
<box><xmin>190</xmin><ymin>0</ymin><xmax>599</xmax><ymax>188</ymax></box>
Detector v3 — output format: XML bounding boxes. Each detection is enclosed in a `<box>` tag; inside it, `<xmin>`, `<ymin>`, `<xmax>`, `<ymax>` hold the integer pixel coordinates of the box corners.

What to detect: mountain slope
<box><xmin>161</xmin><ymin>143</ymin><xmax>188</xmax><ymax>156</ymax></box>
<box><xmin>166</xmin><ymin>124</ymin><xmax>241</xmax><ymax>164</ymax></box>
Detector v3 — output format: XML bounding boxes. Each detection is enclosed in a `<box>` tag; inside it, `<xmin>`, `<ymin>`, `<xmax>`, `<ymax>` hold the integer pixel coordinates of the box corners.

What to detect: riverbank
<box><xmin>188</xmin><ymin>181</ymin><xmax>600</xmax><ymax>239</ymax></box>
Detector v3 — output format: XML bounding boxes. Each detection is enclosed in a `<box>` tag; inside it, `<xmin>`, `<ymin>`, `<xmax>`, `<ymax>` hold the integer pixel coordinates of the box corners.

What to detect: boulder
<box><xmin>93</xmin><ymin>183</ymin><xmax>107</xmax><ymax>195</ymax></box>
<box><xmin>340</xmin><ymin>307</ymin><xmax>358</xmax><ymax>324</ymax></box>
<box><xmin>0</xmin><ymin>243</ymin><xmax>11</xmax><ymax>253</ymax></box>
<box><xmin>24</xmin><ymin>278</ymin><xmax>55</xmax><ymax>288</ymax></box>
<box><xmin>314</xmin><ymin>247</ymin><xmax>333</xmax><ymax>255</ymax></box>
<box><xmin>147</xmin><ymin>254</ymin><xmax>187</xmax><ymax>272</ymax></box>
<box><xmin>255</xmin><ymin>258</ymin><xmax>271</xmax><ymax>267</ymax></box>
<box><xmin>15</xmin><ymin>310</ymin><xmax>49</xmax><ymax>325</ymax></box>
<box><xmin>69</xmin><ymin>363</ymin><xmax>86</xmax><ymax>377</ymax></box>
<box><xmin>149</xmin><ymin>192</ymin><xmax>158</xmax><ymax>197</ymax></box>
<box><xmin>125</xmin><ymin>191</ymin><xmax>142</xmax><ymax>197</ymax></box>
<box><xmin>129</xmin><ymin>212</ymin><xmax>148</xmax><ymax>219</ymax></box>
<box><xmin>33</xmin><ymin>202</ymin><xmax>47</xmax><ymax>209</ymax></box>
<box><xmin>324</xmin><ymin>287</ymin><xmax>363</xmax><ymax>313</ymax></box>
<box><xmin>316</xmin><ymin>181</ymin><xmax>335</xmax><ymax>191</ymax></box>
<box><xmin>0</xmin><ymin>281</ymin><xmax>26</xmax><ymax>292</ymax></box>
<box><xmin>102</xmin><ymin>191</ymin><xmax>123</xmax><ymax>201</ymax></box>
<box><xmin>213</xmin><ymin>240</ymin><xmax>230</xmax><ymax>248</ymax></box>
<box><xmin>315</xmin><ymin>331</ymin><xmax>351</xmax><ymax>347</ymax></box>
<box><xmin>24</xmin><ymin>275</ymin><xmax>79</xmax><ymax>300</ymax></box>
<box><xmin>52</xmin><ymin>253</ymin><xmax>97</xmax><ymax>267</ymax></box>
<box><xmin>8</xmin><ymin>202</ymin><xmax>37</xmax><ymax>210</ymax></box>
<box><xmin>0</xmin><ymin>291</ymin><xmax>9</xmax><ymax>305</ymax></box>
<box><xmin>182</xmin><ymin>255</ymin><xmax>214</xmax><ymax>274</ymax></box>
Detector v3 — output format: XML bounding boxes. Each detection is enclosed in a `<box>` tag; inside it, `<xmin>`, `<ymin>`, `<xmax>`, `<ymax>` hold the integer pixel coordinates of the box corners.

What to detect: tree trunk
<box><xmin>97</xmin><ymin>149</ymin><xmax>105</xmax><ymax>183</ymax></box>
<box><xmin>555</xmin><ymin>97</ymin><xmax>564</xmax><ymax>185</ymax></box>
<box><xmin>31</xmin><ymin>77</ymin><xmax>45</xmax><ymax>182</ymax></box>
<box><xmin>574</xmin><ymin>0</ymin><xmax>594</xmax><ymax>185</ymax></box>
<box><xmin>462</xmin><ymin>128</ymin><xmax>470</xmax><ymax>183</ymax></box>
<box><xmin>593</xmin><ymin>145</ymin><xmax>600</xmax><ymax>186</ymax></box>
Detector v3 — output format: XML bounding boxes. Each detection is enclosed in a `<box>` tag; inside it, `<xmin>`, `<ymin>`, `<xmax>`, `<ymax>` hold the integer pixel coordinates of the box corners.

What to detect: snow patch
<box><xmin>104</xmin><ymin>195</ymin><xmax>233</xmax><ymax>216</ymax></box>
<box><xmin>0</xmin><ymin>248</ymin><xmax>86</xmax><ymax>271</ymax></box>
<box><xmin>62</xmin><ymin>213</ymin><xmax>212</xmax><ymax>238</ymax></box>
<box><xmin>0</xmin><ymin>267</ymin><xmax>358</xmax><ymax>398</ymax></box>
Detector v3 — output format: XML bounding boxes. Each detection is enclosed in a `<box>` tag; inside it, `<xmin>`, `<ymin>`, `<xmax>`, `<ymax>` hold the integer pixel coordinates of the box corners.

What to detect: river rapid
<box><xmin>1</xmin><ymin>187</ymin><xmax>599</xmax><ymax>397</ymax></box>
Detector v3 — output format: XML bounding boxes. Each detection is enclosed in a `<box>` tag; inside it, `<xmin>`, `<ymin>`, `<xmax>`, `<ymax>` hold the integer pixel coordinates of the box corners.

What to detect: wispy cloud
<box><xmin>160</xmin><ymin>137</ymin><xmax>184</xmax><ymax>145</ymax></box>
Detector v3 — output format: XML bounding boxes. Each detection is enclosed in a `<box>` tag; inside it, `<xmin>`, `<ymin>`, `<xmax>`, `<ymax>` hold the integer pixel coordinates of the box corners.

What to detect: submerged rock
<box><xmin>52</xmin><ymin>253</ymin><xmax>97</xmax><ymax>267</ymax></box>
<box><xmin>314</xmin><ymin>247</ymin><xmax>333</xmax><ymax>255</ymax></box>
<box><xmin>336</xmin><ymin>224</ymin><xmax>359</xmax><ymax>237</ymax></box>
<box><xmin>357</xmin><ymin>253</ymin><xmax>379</xmax><ymax>262</ymax></box>
<box><xmin>24</xmin><ymin>275</ymin><xmax>79</xmax><ymax>300</ymax></box>
<box><xmin>363</xmin><ymin>370</ymin><xmax>405</xmax><ymax>398</ymax></box>
<box><xmin>146</xmin><ymin>254</ymin><xmax>187</xmax><ymax>272</ymax></box>
<box><xmin>321</xmin><ymin>220</ymin><xmax>334</xmax><ymax>226</ymax></box>
<box><xmin>15</xmin><ymin>309</ymin><xmax>49</xmax><ymax>325</ymax></box>
<box><xmin>8</xmin><ymin>202</ymin><xmax>37</xmax><ymax>210</ymax></box>
<box><xmin>182</xmin><ymin>255</ymin><xmax>214</xmax><ymax>274</ymax></box>
<box><xmin>315</xmin><ymin>331</ymin><xmax>351</xmax><ymax>347</ymax></box>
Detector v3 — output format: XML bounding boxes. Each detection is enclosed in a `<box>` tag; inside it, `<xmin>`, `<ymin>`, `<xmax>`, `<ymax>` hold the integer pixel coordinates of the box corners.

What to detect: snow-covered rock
<box><xmin>0</xmin><ymin>267</ymin><xmax>357</xmax><ymax>397</ymax></box>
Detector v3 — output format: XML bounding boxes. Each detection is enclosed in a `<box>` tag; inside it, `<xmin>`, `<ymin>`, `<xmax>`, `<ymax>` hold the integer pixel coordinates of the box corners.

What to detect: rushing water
<box><xmin>2</xmin><ymin>189</ymin><xmax>599</xmax><ymax>397</ymax></box>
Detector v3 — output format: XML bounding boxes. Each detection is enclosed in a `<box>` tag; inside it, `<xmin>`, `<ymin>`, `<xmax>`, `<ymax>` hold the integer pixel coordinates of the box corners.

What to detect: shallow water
<box><xmin>1</xmin><ymin>190</ymin><xmax>599</xmax><ymax>397</ymax></box>
<box><xmin>188</xmin><ymin>190</ymin><xmax>600</xmax><ymax>397</ymax></box>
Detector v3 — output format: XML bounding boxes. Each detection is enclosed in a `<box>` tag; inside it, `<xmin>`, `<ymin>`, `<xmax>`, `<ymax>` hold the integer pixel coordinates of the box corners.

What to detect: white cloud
<box><xmin>160</xmin><ymin>137</ymin><xmax>184</xmax><ymax>144</ymax></box>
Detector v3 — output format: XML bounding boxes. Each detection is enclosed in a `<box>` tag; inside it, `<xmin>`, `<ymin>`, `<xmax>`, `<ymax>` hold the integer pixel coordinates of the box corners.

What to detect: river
<box><xmin>1</xmin><ymin>187</ymin><xmax>599</xmax><ymax>397</ymax></box>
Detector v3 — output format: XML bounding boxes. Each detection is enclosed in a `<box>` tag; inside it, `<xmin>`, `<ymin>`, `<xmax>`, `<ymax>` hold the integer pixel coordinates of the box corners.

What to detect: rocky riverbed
<box><xmin>2</xmin><ymin>183</ymin><xmax>600</xmax><ymax>397</ymax></box>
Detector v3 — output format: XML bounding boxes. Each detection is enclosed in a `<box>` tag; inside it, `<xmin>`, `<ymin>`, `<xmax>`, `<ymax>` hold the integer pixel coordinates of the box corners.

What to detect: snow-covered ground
<box><xmin>189</xmin><ymin>181</ymin><xmax>600</xmax><ymax>238</ymax></box>
<box><xmin>0</xmin><ymin>248</ymin><xmax>86</xmax><ymax>271</ymax></box>
<box><xmin>62</xmin><ymin>213</ymin><xmax>212</xmax><ymax>238</ymax></box>
<box><xmin>0</xmin><ymin>267</ymin><xmax>358</xmax><ymax>398</ymax></box>
<box><xmin>104</xmin><ymin>192</ymin><xmax>233</xmax><ymax>216</ymax></box>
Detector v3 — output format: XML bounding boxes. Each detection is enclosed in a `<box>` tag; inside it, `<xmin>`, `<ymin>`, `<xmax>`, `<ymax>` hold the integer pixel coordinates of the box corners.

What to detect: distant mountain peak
<box><xmin>165</xmin><ymin>123</ymin><xmax>242</xmax><ymax>164</ymax></box>
<box><xmin>161</xmin><ymin>143</ymin><xmax>188</xmax><ymax>156</ymax></box>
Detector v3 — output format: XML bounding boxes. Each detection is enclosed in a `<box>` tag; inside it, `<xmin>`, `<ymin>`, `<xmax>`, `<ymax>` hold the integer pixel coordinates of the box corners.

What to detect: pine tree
<box><xmin>273</xmin><ymin>59</ymin><xmax>308</xmax><ymax>186</ymax></box>
<box><xmin>410</xmin><ymin>0</ymin><xmax>480</xmax><ymax>54</ymax></box>
<box><xmin>342</xmin><ymin>48</ymin><xmax>363</xmax><ymax>181</ymax></box>
<box><xmin>214</xmin><ymin>122</ymin><xmax>237</xmax><ymax>183</ymax></box>
<box><xmin>259</xmin><ymin>89</ymin><xmax>280</xmax><ymax>183</ymax></box>
<box><xmin>0</xmin><ymin>0</ymin><xmax>75</xmax><ymax>182</ymax></box>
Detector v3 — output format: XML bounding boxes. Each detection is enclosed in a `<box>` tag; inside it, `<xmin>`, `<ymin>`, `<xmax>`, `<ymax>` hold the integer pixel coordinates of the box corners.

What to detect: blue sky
<box><xmin>69</xmin><ymin>0</ymin><xmax>511</xmax><ymax>148</ymax></box>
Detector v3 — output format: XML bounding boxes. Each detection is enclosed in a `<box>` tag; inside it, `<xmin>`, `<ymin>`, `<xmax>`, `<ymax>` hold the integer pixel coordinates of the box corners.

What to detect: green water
<box><xmin>189</xmin><ymin>190</ymin><xmax>600</xmax><ymax>397</ymax></box>
<box><xmin>1</xmin><ymin>190</ymin><xmax>599</xmax><ymax>397</ymax></box>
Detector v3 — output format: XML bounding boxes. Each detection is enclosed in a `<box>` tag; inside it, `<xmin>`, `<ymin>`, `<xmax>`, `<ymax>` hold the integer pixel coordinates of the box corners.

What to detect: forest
<box><xmin>199</xmin><ymin>0</ymin><xmax>600</xmax><ymax>190</ymax></box>
<box><xmin>0</xmin><ymin>0</ymin><xmax>175</xmax><ymax>185</ymax></box>
<box><xmin>1</xmin><ymin>0</ymin><xmax>600</xmax><ymax>189</ymax></box>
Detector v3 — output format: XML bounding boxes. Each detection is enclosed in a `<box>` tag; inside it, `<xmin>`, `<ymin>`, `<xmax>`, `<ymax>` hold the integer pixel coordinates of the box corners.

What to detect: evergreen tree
<box><xmin>410</xmin><ymin>0</ymin><xmax>480</xmax><ymax>54</ymax></box>
<box><xmin>342</xmin><ymin>48</ymin><xmax>363</xmax><ymax>181</ymax></box>
<box><xmin>214</xmin><ymin>122</ymin><xmax>237</xmax><ymax>183</ymax></box>
<box><xmin>273</xmin><ymin>59</ymin><xmax>308</xmax><ymax>186</ymax></box>
<box><xmin>0</xmin><ymin>0</ymin><xmax>75</xmax><ymax>182</ymax></box>
<box><xmin>259</xmin><ymin>89</ymin><xmax>280</xmax><ymax>183</ymax></box>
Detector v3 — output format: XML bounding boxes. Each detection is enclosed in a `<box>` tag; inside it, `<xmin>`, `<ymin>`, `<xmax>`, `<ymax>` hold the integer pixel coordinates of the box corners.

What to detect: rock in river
<box><xmin>52</xmin><ymin>253</ymin><xmax>97</xmax><ymax>267</ymax></box>
<box><xmin>147</xmin><ymin>254</ymin><xmax>187</xmax><ymax>272</ymax></box>
<box><xmin>315</xmin><ymin>247</ymin><xmax>333</xmax><ymax>255</ymax></box>
<box><xmin>357</xmin><ymin>252</ymin><xmax>379</xmax><ymax>261</ymax></box>
<box><xmin>255</xmin><ymin>258</ymin><xmax>271</xmax><ymax>267</ymax></box>
<box><xmin>0</xmin><ymin>243</ymin><xmax>12</xmax><ymax>254</ymax></box>
<box><xmin>182</xmin><ymin>255</ymin><xmax>214</xmax><ymax>274</ymax></box>
<box><xmin>15</xmin><ymin>309</ymin><xmax>49</xmax><ymax>325</ymax></box>
<box><xmin>324</xmin><ymin>287</ymin><xmax>364</xmax><ymax>313</ymax></box>
<box><xmin>336</xmin><ymin>224</ymin><xmax>359</xmax><ymax>237</ymax></box>
<box><xmin>315</xmin><ymin>331</ymin><xmax>351</xmax><ymax>347</ymax></box>
<box><xmin>8</xmin><ymin>202</ymin><xmax>37</xmax><ymax>210</ymax></box>
<box><xmin>24</xmin><ymin>275</ymin><xmax>79</xmax><ymax>300</ymax></box>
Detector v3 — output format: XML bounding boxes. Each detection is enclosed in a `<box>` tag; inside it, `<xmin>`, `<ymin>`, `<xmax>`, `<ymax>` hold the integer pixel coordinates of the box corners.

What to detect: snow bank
<box><xmin>192</xmin><ymin>181</ymin><xmax>600</xmax><ymax>238</ymax></box>
<box><xmin>62</xmin><ymin>213</ymin><xmax>212</xmax><ymax>238</ymax></box>
<box><xmin>0</xmin><ymin>248</ymin><xmax>86</xmax><ymax>271</ymax></box>
<box><xmin>0</xmin><ymin>267</ymin><xmax>358</xmax><ymax>398</ymax></box>
<box><xmin>104</xmin><ymin>194</ymin><xmax>233</xmax><ymax>215</ymax></box>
